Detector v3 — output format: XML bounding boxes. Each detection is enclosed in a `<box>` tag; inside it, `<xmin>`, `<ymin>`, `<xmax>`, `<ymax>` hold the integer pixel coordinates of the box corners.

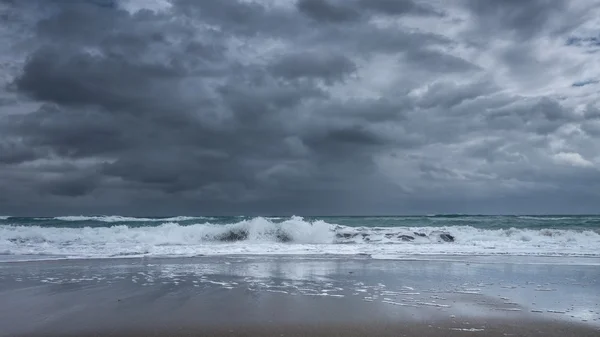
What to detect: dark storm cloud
<box><xmin>100</xmin><ymin>151</ymin><xmax>248</xmax><ymax>193</ymax></box>
<box><xmin>584</xmin><ymin>105</ymin><xmax>600</xmax><ymax>120</ymax></box>
<box><xmin>4</xmin><ymin>104</ymin><xmax>126</xmax><ymax>158</ymax></box>
<box><xmin>313</xmin><ymin>97</ymin><xmax>410</xmax><ymax>122</ymax></box>
<box><xmin>483</xmin><ymin>97</ymin><xmax>576</xmax><ymax>135</ymax></box>
<box><xmin>319</xmin><ymin>126</ymin><xmax>386</xmax><ymax>146</ymax></box>
<box><xmin>313</xmin><ymin>24</ymin><xmax>452</xmax><ymax>55</ymax></box>
<box><xmin>296</xmin><ymin>0</ymin><xmax>360</xmax><ymax>23</ymax></box>
<box><xmin>15</xmin><ymin>48</ymin><xmax>183</xmax><ymax>111</ymax></box>
<box><xmin>403</xmin><ymin>49</ymin><xmax>480</xmax><ymax>74</ymax></box>
<box><xmin>0</xmin><ymin>0</ymin><xmax>598</xmax><ymax>215</ymax></box>
<box><xmin>270</xmin><ymin>52</ymin><xmax>357</xmax><ymax>83</ymax></box>
<box><xmin>174</xmin><ymin>0</ymin><xmax>304</xmax><ymax>37</ymax></box>
<box><xmin>356</xmin><ymin>0</ymin><xmax>443</xmax><ymax>17</ymax></box>
<box><xmin>0</xmin><ymin>139</ymin><xmax>39</xmax><ymax>164</ymax></box>
<box><xmin>464</xmin><ymin>0</ymin><xmax>568</xmax><ymax>39</ymax></box>
<box><xmin>41</xmin><ymin>172</ymin><xmax>101</xmax><ymax>197</ymax></box>
<box><xmin>296</xmin><ymin>0</ymin><xmax>442</xmax><ymax>23</ymax></box>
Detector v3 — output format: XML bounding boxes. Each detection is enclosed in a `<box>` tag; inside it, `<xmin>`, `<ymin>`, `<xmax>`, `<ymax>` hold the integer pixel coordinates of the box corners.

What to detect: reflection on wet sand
<box><xmin>0</xmin><ymin>256</ymin><xmax>599</xmax><ymax>336</ymax></box>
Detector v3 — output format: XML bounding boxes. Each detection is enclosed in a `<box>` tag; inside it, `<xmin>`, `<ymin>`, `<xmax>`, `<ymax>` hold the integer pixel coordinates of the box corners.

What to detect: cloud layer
<box><xmin>1</xmin><ymin>0</ymin><xmax>600</xmax><ymax>215</ymax></box>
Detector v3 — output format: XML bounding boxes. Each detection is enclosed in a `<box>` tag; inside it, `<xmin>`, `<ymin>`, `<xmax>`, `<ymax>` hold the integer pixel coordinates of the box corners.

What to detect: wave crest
<box><xmin>1</xmin><ymin>216</ymin><xmax>599</xmax><ymax>260</ymax></box>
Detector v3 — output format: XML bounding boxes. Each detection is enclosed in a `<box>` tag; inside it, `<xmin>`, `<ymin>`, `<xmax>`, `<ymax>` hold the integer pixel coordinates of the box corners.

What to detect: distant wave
<box><xmin>426</xmin><ymin>214</ymin><xmax>471</xmax><ymax>218</ymax></box>
<box><xmin>516</xmin><ymin>216</ymin><xmax>586</xmax><ymax>221</ymax></box>
<box><xmin>0</xmin><ymin>216</ymin><xmax>10</xmax><ymax>220</ymax></box>
<box><xmin>53</xmin><ymin>215</ymin><xmax>205</xmax><ymax>222</ymax></box>
<box><xmin>1</xmin><ymin>216</ymin><xmax>599</xmax><ymax>260</ymax></box>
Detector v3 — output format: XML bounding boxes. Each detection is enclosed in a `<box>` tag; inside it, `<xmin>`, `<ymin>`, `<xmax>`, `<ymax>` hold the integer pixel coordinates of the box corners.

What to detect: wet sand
<box><xmin>16</xmin><ymin>321</ymin><xmax>600</xmax><ymax>337</ymax></box>
<box><xmin>0</xmin><ymin>256</ymin><xmax>599</xmax><ymax>336</ymax></box>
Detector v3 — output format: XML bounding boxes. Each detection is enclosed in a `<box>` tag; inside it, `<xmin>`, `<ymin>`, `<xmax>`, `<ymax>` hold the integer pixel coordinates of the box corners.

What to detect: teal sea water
<box><xmin>1</xmin><ymin>215</ymin><xmax>600</xmax><ymax>260</ymax></box>
<box><xmin>3</xmin><ymin>214</ymin><xmax>600</xmax><ymax>229</ymax></box>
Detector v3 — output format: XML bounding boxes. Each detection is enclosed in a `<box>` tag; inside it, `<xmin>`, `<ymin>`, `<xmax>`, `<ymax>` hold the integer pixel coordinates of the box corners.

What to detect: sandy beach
<box><xmin>1</xmin><ymin>256</ymin><xmax>599</xmax><ymax>336</ymax></box>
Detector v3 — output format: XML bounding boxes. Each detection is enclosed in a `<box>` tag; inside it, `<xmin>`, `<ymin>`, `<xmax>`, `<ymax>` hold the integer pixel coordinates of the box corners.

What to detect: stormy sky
<box><xmin>1</xmin><ymin>0</ymin><xmax>600</xmax><ymax>216</ymax></box>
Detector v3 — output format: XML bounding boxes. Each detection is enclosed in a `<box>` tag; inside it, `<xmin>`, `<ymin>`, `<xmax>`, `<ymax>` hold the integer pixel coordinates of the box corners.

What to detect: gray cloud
<box><xmin>297</xmin><ymin>0</ymin><xmax>361</xmax><ymax>23</ymax></box>
<box><xmin>0</xmin><ymin>139</ymin><xmax>39</xmax><ymax>164</ymax></box>
<box><xmin>15</xmin><ymin>48</ymin><xmax>184</xmax><ymax>111</ymax></box>
<box><xmin>356</xmin><ymin>0</ymin><xmax>443</xmax><ymax>17</ymax></box>
<box><xmin>0</xmin><ymin>0</ymin><xmax>599</xmax><ymax>215</ymax></box>
<box><xmin>41</xmin><ymin>171</ymin><xmax>101</xmax><ymax>197</ymax></box>
<box><xmin>403</xmin><ymin>48</ymin><xmax>480</xmax><ymax>74</ymax></box>
<box><xmin>464</xmin><ymin>0</ymin><xmax>568</xmax><ymax>40</ymax></box>
<box><xmin>296</xmin><ymin>0</ymin><xmax>443</xmax><ymax>23</ymax></box>
<box><xmin>572</xmin><ymin>79</ymin><xmax>599</xmax><ymax>87</ymax></box>
<box><xmin>270</xmin><ymin>52</ymin><xmax>357</xmax><ymax>84</ymax></box>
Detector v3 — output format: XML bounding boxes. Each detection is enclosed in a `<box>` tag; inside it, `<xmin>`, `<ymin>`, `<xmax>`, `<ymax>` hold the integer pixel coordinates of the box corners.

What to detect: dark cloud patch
<box><xmin>4</xmin><ymin>104</ymin><xmax>126</xmax><ymax>158</ymax></box>
<box><xmin>465</xmin><ymin>0</ymin><xmax>567</xmax><ymax>40</ymax></box>
<box><xmin>572</xmin><ymin>79</ymin><xmax>599</xmax><ymax>87</ymax></box>
<box><xmin>483</xmin><ymin>97</ymin><xmax>575</xmax><ymax>135</ymax></box>
<box><xmin>174</xmin><ymin>0</ymin><xmax>306</xmax><ymax>38</ymax></box>
<box><xmin>462</xmin><ymin>139</ymin><xmax>506</xmax><ymax>163</ymax></box>
<box><xmin>0</xmin><ymin>139</ymin><xmax>39</xmax><ymax>164</ymax></box>
<box><xmin>584</xmin><ymin>105</ymin><xmax>600</xmax><ymax>120</ymax></box>
<box><xmin>101</xmin><ymin>151</ymin><xmax>241</xmax><ymax>193</ymax></box>
<box><xmin>533</xmin><ymin>97</ymin><xmax>570</xmax><ymax>122</ymax></box>
<box><xmin>319</xmin><ymin>25</ymin><xmax>452</xmax><ymax>55</ymax></box>
<box><xmin>296</xmin><ymin>0</ymin><xmax>443</xmax><ymax>23</ymax></box>
<box><xmin>403</xmin><ymin>49</ymin><xmax>480</xmax><ymax>73</ymax></box>
<box><xmin>296</xmin><ymin>0</ymin><xmax>360</xmax><ymax>23</ymax></box>
<box><xmin>41</xmin><ymin>172</ymin><xmax>100</xmax><ymax>197</ymax></box>
<box><xmin>90</xmin><ymin>0</ymin><xmax>118</xmax><ymax>9</ymax></box>
<box><xmin>217</xmin><ymin>74</ymin><xmax>327</xmax><ymax>125</ymax></box>
<box><xmin>15</xmin><ymin>48</ymin><xmax>183</xmax><ymax>111</ymax></box>
<box><xmin>323</xmin><ymin>126</ymin><xmax>385</xmax><ymax>146</ymax></box>
<box><xmin>566</xmin><ymin>35</ymin><xmax>600</xmax><ymax>48</ymax></box>
<box><xmin>581</xmin><ymin>121</ymin><xmax>600</xmax><ymax>137</ymax></box>
<box><xmin>315</xmin><ymin>98</ymin><xmax>410</xmax><ymax>122</ymax></box>
<box><xmin>34</xmin><ymin>2</ymin><xmax>126</xmax><ymax>44</ymax></box>
<box><xmin>418</xmin><ymin>161</ymin><xmax>462</xmax><ymax>181</ymax></box>
<box><xmin>270</xmin><ymin>52</ymin><xmax>356</xmax><ymax>84</ymax></box>
<box><xmin>416</xmin><ymin>81</ymin><xmax>495</xmax><ymax>109</ymax></box>
<box><xmin>356</xmin><ymin>0</ymin><xmax>443</xmax><ymax>17</ymax></box>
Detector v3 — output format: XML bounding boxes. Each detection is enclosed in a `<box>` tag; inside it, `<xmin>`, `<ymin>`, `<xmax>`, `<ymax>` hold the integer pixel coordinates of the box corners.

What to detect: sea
<box><xmin>1</xmin><ymin>215</ymin><xmax>600</xmax><ymax>262</ymax></box>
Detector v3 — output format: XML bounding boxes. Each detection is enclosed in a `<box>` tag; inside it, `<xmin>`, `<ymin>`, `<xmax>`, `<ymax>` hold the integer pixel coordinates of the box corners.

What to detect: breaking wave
<box><xmin>1</xmin><ymin>216</ymin><xmax>599</xmax><ymax>260</ymax></box>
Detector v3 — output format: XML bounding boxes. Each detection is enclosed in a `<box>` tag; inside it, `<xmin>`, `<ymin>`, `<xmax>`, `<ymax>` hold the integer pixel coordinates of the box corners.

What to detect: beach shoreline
<box><xmin>1</xmin><ymin>256</ymin><xmax>599</xmax><ymax>336</ymax></box>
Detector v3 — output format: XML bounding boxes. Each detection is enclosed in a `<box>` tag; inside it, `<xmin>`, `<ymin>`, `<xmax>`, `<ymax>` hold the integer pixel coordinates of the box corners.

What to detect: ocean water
<box><xmin>1</xmin><ymin>215</ymin><xmax>600</xmax><ymax>261</ymax></box>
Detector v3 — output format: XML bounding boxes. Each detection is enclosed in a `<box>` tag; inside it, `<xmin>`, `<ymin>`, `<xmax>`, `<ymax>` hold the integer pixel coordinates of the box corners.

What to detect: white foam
<box><xmin>0</xmin><ymin>216</ymin><xmax>10</xmax><ymax>220</ymax></box>
<box><xmin>382</xmin><ymin>300</ymin><xmax>417</xmax><ymax>307</ymax></box>
<box><xmin>1</xmin><ymin>216</ymin><xmax>600</xmax><ymax>261</ymax></box>
<box><xmin>54</xmin><ymin>215</ymin><xmax>203</xmax><ymax>222</ymax></box>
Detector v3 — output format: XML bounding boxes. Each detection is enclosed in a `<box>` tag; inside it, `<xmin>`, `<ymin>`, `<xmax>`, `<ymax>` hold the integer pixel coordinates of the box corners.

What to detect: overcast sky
<box><xmin>1</xmin><ymin>0</ymin><xmax>600</xmax><ymax>216</ymax></box>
